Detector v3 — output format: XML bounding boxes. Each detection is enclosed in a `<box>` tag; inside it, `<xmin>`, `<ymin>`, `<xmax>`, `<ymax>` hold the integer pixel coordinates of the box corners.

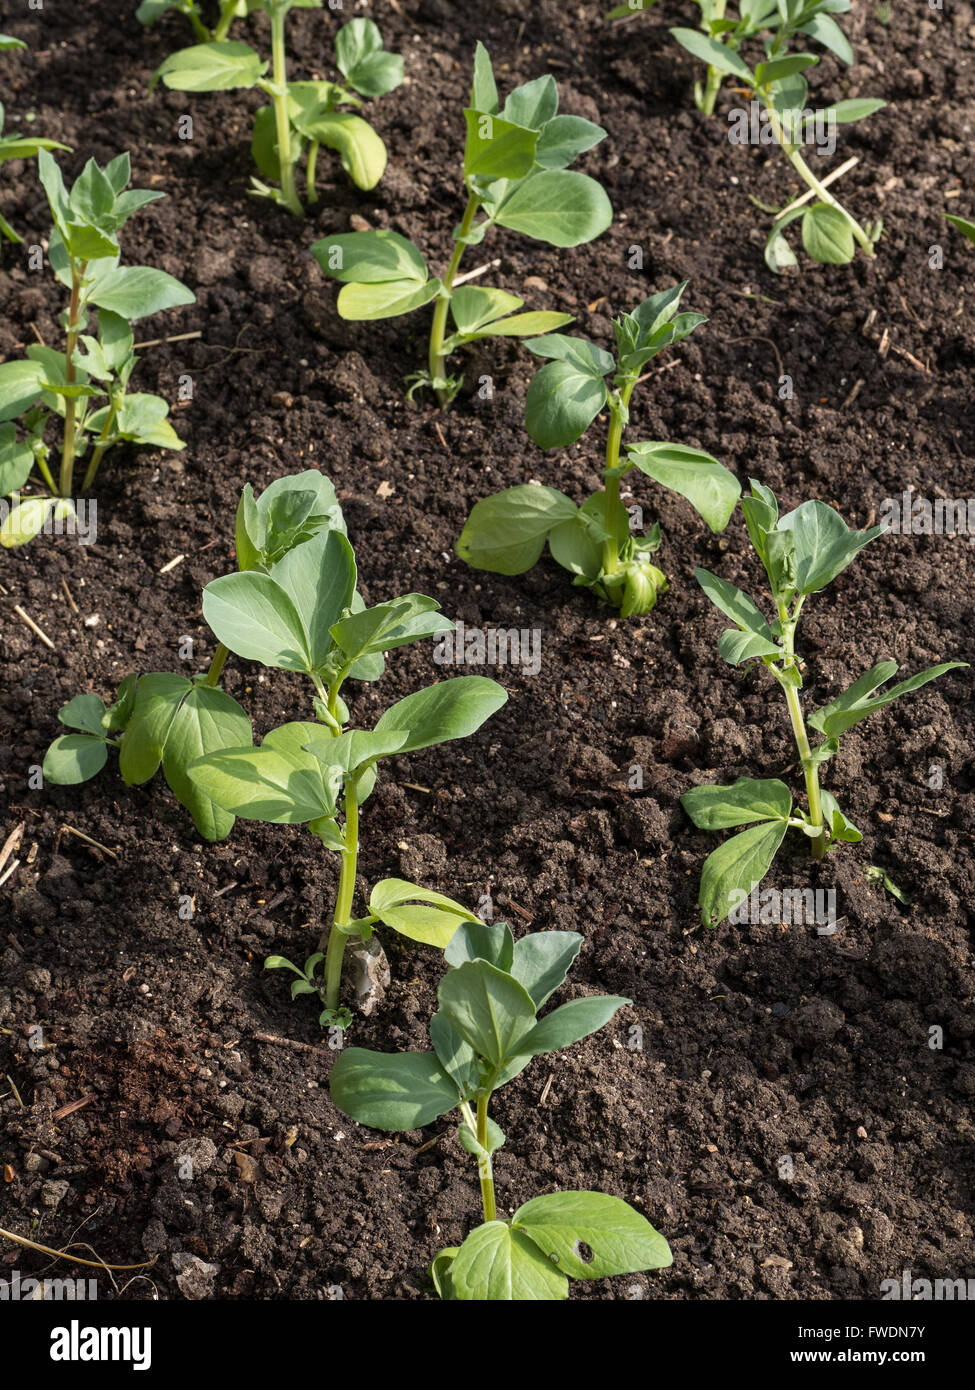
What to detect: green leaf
<box><xmin>694</xmin><ymin>567</ymin><xmax>776</xmax><ymax>641</ymax></box>
<box><xmin>0</xmin><ymin>434</ymin><xmax>35</xmax><ymax>494</ymax></box>
<box><xmin>525</xmin><ymin>358</ymin><xmax>610</xmax><ymax>449</ymax></box>
<box><xmin>801</xmin><ymin>203</ymin><xmax>856</xmax><ymax>265</ymax></box>
<box><xmin>502</xmin><ymin>74</ymin><xmax>558</xmax><ymax>130</ymax></box>
<box><xmin>775</xmin><ymin>499</ymin><xmax>884</xmax><ymax>594</ymax></box>
<box><xmin>534</xmin><ymin>115</ymin><xmax>605</xmax><ymax>170</ymax></box>
<box><xmin>42</xmin><ymin>734</ymin><xmax>109</xmax><ymax>784</ymax></box>
<box><xmin>58</xmin><ymin>693</ymin><xmax>110</xmax><ymax>735</ymax></box>
<box><xmin>512</xmin><ymin>1192</ymin><xmax>672</xmax><ymax>1278</ymax></box>
<box><xmin>117</xmin><ymin>673</ymin><xmax>192</xmax><ymax>784</ymax></box>
<box><xmin>493</xmin><ymin>170</ymin><xmax>612</xmax><ymax>248</ymax></box>
<box><xmin>798</xmin><ymin>14</ymin><xmax>853</xmax><ymax>64</ymax></box>
<box><xmin>186</xmin><ymin>730</ymin><xmax>341</xmax><ymax>825</ymax></box>
<box><xmin>335</xmin><ymin>18</ymin><xmax>403</xmax><ymax>97</ymax></box>
<box><xmin>463</xmin><ymin>110</ymin><xmax>539</xmax><ymax>181</ymax></box>
<box><xmin>429</xmin><ymin>1013</ymin><xmax>479</xmax><ymax>1099</ymax></box>
<box><xmin>430</xmin><ymin>1247</ymin><xmax>459</xmax><ymax>1300</ymax></box>
<box><xmin>151</xmin><ymin>41</ymin><xmax>266</xmax><ymax>91</ymax></box>
<box><xmin>764</xmin><ymin>205</ymin><xmax>805</xmax><ymax>273</ymax></box>
<box><xmin>463</xmin><ymin>310</ymin><xmax>574</xmax><ymax>342</ymax></box>
<box><xmin>160</xmin><ymin>685</ymin><xmax>252</xmax><ymax>841</ymax></box>
<box><xmin>514</xmin><ymin>994</ymin><xmax>628</xmax><ymax>1059</ymax></box>
<box><xmin>269</xmin><ymin>527</ymin><xmax>357</xmax><ymax>672</ymax></box>
<box><xmin>374</xmin><ymin>675</ymin><xmax>507</xmax><ymax>755</ymax></box>
<box><xmin>626</xmin><ymin>443</ymin><xmax>739</xmax><ymax>533</ymax></box>
<box><xmin>450</xmin><ymin>1221</ymin><xmax>568</xmax><ymax>1301</ymax></box>
<box><xmin>310</xmin><ymin>229</ymin><xmax>427</xmax><ymax>284</ymax></box>
<box><xmin>682</xmin><ymin>777</ymin><xmax>792</xmax><ymax>829</ymax></box>
<box><xmin>0</xmin><ymin>33</ymin><xmax>27</xmax><ymax>50</ymax></box>
<box><xmin>368</xmin><ymin>878</ymin><xmax>481</xmax><ymax>949</ymax></box>
<box><xmin>717</xmin><ymin>628</ymin><xmax>784</xmax><ymax>664</ymax></box>
<box><xmin>808</xmin><ymin>661</ymin><xmax>967</xmax><ymax>739</ymax></box>
<box><xmin>303</xmin><ymin>728</ymin><xmax>409</xmax><ymax>776</ymax></box>
<box><xmin>820</xmin><ymin>790</ymin><xmax>861</xmax><ymax>846</ymax></box>
<box><xmin>754</xmin><ymin>53</ymin><xmax>818</xmax><ymax>84</ymax></box>
<box><xmin>450</xmin><ymin>286</ymin><xmax>523</xmax><ymax>334</ymax></box>
<box><xmin>0</xmin><ymin>495</ymin><xmax>70</xmax><ymax>548</ymax></box>
<box><xmin>547</xmin><ymin>493</ymin><xmax>620</xmax><ymax>581</ymax></box>
<box><xmin>697</xmin><ymin>819</ymin><xmax>790</xmax><ymax>928</ymax></box>
<box><xmin>669</xmin><ymin>27</ymin><xmax>753</xmax><ymax>79</ymax></box>
<box><xmin>459</xmin><ymin>1116</ymin><xmax>506</xmax><ymax>1158</ymax></box>
<box><xmin>85</xmin><ymin>265</ymin><xmax>196</xmax><ymax>321</ymax></box>
<box><xmin>820</xmin><ymin>98</ymin><xmax>886</xmax><ymax>124</ymax></box>
<box><xmin>336</xmin><ymin>277</ymin><xmax>442</xmax><ymax>321</ymax></box>
<box><xmin>202</xmin><ymin>571</ymin><xmax>312</xmax><ymax>672</ymax></box>
<box><xmin>510</xmin><ymin>931</ymin><xmax>582</xmax><ymax>1008</ymax></box>
<box><xmin>299</xmin><ymin>110</ymin><xmax>388</xmax><ymax>191</ymax></box>
<box><xmin>456</xmin><ymin>485</ymin><xmax>579</xmax><ymax>574</ymax></box>
<box><xmin>438</xmin><ymin>960</ymin><xmax>536</xmax><ymax>1069</ymax></box>
<box><xmin>250</xmin><ymin>103</ymin><xmax>303</xmax><ymax>184</ymax></box>
<box><xmin>470</xmin><ymin>41</ymin><xmax>499</xmax><ymax>116</ymax></box>
<box><xmin>444</xmin><ymin>920</ymin><xmax>515</xmax><ymax>971</ymax></box>
<box><xmin>0</xmin><ymin>360</ymin><xmax>45</xmax><ymax>422</ymax></box>
<box><xmin>329</xmin><ymin>1048</ymin><xmax>460</xmax><ymax>1130</ymax></box>
<box><xmin>946</xmin><ymin>213</ymin><xmax>975</xmax><ymax>244</ymax></box>
<box><xmin>330</xmin><ymin>594</ymin><xmax>451</xmax><ymax>664</ymax></box>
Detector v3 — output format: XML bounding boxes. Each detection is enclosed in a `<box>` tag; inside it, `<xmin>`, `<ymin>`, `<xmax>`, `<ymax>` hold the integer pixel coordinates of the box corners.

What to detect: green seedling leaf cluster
<box><xmin>331</xmin><ymin>921</ymin><xmax>672</xmax><ymax>1298</ymax></box>
<box><xmin>657</xmin><ymin>3</ymin><xmax>885</xmax><ymax>267</ymax></box>
<box><xmin>43</xmin><ymin>470</ymin><xmax>507</xmax><ymax>1024</ymax></box>
<box><xmin>457</xmin><ymin>281</ymin><xmax>740</xmax><ymax>615</ymax></box>
<box><xmin>150</xmin><ymin>4</ymin><xmax>402</xmax><ymax>216</ymax></box>
<box><xmin>0</xmin><ymin>34</ymin><xmax>71</xmax><ymax>243</ymax></box>
<box><xmin>0</xmin><ymin>150</ymin><xmax>194</xmax><ymax>547</ymax></box>
<box><xmin>681</xmin><ymin>481</ymin><xmax>967</xmax><ymax>925</ymax></box>
<box><xmin>311</xmin><ymin>42</ymin><xmax>611</xmax><ymax>405</ymax></box>
<box><xmin>137</xmin><ymin>1</ymin><xmax>262</xmax><ymax>44</ymax></box>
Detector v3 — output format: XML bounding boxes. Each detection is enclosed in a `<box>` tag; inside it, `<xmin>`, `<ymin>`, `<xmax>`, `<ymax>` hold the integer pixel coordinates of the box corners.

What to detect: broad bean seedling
<box><xmin>331</xmin><ymin>921</ymin><xmax>672</xmax><ymax>1298</ymax></box>
<box><xmin>682</xmin><ymin>482</ymin><xmax>966</xmax><ymax>926</ymax></box>
<box><xmin>457</xmin><ymin>282</ymin><xmax>740</xmax><ymax>616</ymax></box>
<box><xmin>0</xmin><ymin>150</ymin><xmax>194</xmax><ymax>547</ymax></box>
<box><xmin>312</xmin><ymin>42</ymin><xmax>611</xmax><ymax>405</ymax></box>
<box><xmin>151</xmin><ymin>4</ymin><xmax>402</xmax><ymax>216</ymax></box>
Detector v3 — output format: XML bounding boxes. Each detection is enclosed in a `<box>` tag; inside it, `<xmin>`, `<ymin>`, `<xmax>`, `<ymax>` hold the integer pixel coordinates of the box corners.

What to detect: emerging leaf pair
<box><xmin>0</xmin><ymin>150</ymin><xmax>194</xmax><ymax>547</ymax></box>
<box><xmin>457</xmin><ymin>282</ymin><xmax>740</xmax><ymax>616</ymax></box>
<box><xmin>681</xmin><ymin>482</ymin><xmax>966</xmax><ymax>925</ymax></box>
<box><xmin>331</xmin><ymin>920</ymin><xmax>672</xmax><ymax>1299</ymax></box>
<box><xmin>667</xmin><ymin>4</ymin><xmax>885</xmax><ymax>268</ymax></box>
<box><xmin>44</xmin><ymin>470</ymin><xmax>507</xmax><ymax>1025</ymax></box>
<box><xmin>151</xmin><ymin>5</ymin><xmax>403</xmax><ymax>216</ymax></box>
<box><xmin>312</xmin><ymin>42</ymin><xmax>612</xmax><ymax>405</ymax></box>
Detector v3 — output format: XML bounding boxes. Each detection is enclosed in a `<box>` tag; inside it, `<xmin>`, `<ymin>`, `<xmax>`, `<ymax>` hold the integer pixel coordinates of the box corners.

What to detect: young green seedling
<box><xmin>611</xmin><ymin>0</ymin><xmax>859</xmax><ymax>117</ymax></box>
<box><xmin>457</xmin><ymin>283</ymin><xmax>740</xmax><ymax>616</ymax></box>
<box><xmin>0</xmin><ymin>150</ymin><xmax>194</xmax><ymax>546</ymax></box>
<box><xmin>0</xmin><ymin>34</ymin><xmax>71</xmax><ymax>243</ymax></box>
<box><xmin>670</xmin><ymin>6</ymin><xmax>885</xmax><ymax>267</ymax></box>
<box><xmin>331</xmin><ymin>921</ymin><xmax>672</xmax><ymax>1298</ymax></box>
<box><xmin>42</xmin><ymin>471</ymin><xmax>507</xmax><ymax>1025</ymax></box>
<box><xmin>150</xmin><ymin>5</ymin><xmax>402</xmax><ymax>216</ymax></box>
<box><xmin>311</xmin><ymin>42</ymin><xmax>612</xmax><ymax>406</ymax></box>
<box><xmin>137</xmin><ymin>0</ymin><xmax>258</xmax><ymax>44</ymax></box>
<box><xmin>681</xmin><ymin>481</ymin><xmax>967</xmax><ymax>926</ymax></box>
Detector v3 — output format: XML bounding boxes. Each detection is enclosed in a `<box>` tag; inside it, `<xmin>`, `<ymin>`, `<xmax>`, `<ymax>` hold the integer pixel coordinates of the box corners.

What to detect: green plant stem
<box><xmin>601</xmin><ymin>377</ymin><xmax>636</xmax><ymax>576</ymax></box>
<box><xmin>267</xmin><ymin>3</ymin><xmax>303</xmax><ymax>217</ymax></box>
<box><xmin>475</xmin><ymin>1091</ymin><xmax>497</xmax><ymax>1222</ymax></box>
<box><xmin>81</xmin><ymin>397</ymin><xmax>119</xmax><ymax>491</ymax></box>
<box><xmin>0</xmin><ymin>210</ymin><xmax>23</xmax><ymax>243</ymax></box>
<box><xmin>306</xmin><ymin>140</ymin><xmax>319</xmax><ymax>205</ymax></box>
<box><xmin>187</xmin><ymin>3</ymin><xmax>211</xmax><ymax>42</ymax></box>
<box><xmin>764</xmin><ymin>100</ymin><xmax>875</xmax><ymax>254</ymax></box>
<box><xmin>322</xmin><ymin>777</ymin><xmax>359</xmax><ymax>1010</ymax></box>
<box><xmin>779</xmin><ymin>606</ymin><xmax>826</xmax><ymax>859</ymax></box>
<box><xmin>427</xmin><ymin>189</ymin><xmax>481</xmax><ymax>406</ymax></box>
<box><xmin>212</xmin><ymin>0</ymin><xmax>238</xmax><ymax>41</ymax></box>
<box><xmin>59</xmin><ymin>259</ymin><xmax>87</xmax><ymax>498</ymax></box>
<box><xmin>203</xmin><ymin>642</ymin><xmax>230</xmax><ymax>687</ymax></box>
<box><xmin>33</xmin><ymin>450</ymin><xmax>57</xmax><ymax>496</ymax></box>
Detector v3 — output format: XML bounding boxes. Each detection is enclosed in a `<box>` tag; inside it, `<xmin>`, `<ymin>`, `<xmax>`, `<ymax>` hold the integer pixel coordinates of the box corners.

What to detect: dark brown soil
<box><xmin>1</xmin><ymin>0</ymin><xmax>973</xmax><ymax>1302</ymax></box>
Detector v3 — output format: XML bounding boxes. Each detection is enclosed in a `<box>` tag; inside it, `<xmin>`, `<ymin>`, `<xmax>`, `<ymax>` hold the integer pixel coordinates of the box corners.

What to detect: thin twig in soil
<box><xmin>6</xmin><ymin>1075</ymin><xmax>24</xmax><ymax>1108</ymax></box>
<box><xmin>252</xmin><ymin>1031</ymin><xmax>331</xmax><ymax>1058</ymax></box>
<box><xmin>452</xmin><ymin>258</ymin><xmax>501</xmax><ymax>287</ymax></box>
<box><xmin>777</xmin><ymin>155</ymin><xmax>859</xmax><ymax>217</ymax></box>
<box><xmin>13</xmin><ymin>605</ymin><xmax>55</xmax><ymax>650</ymax></box>
<box><xmin>60</xmin><ymin>578</ymin><xmax>79</xmax><ymax>613</ymax></box>
<box><xmin>132</xmin><ymin>329</ymin><xmax>203</xmax><ymax>350</ymax></box>
<box><xmin>0</xmin><ymin>1225</ymin><xmax>155</xmax><ymax>1271</ymax></box>
<box><xmin>56</xmin><ymin>825</ymin><xmax>118</xmax><ymax>859</ymax></box>
<box><xmin>0</xmin><ymin>822</ymin><xmax>24</xmax><ymax>874</ymax></box>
